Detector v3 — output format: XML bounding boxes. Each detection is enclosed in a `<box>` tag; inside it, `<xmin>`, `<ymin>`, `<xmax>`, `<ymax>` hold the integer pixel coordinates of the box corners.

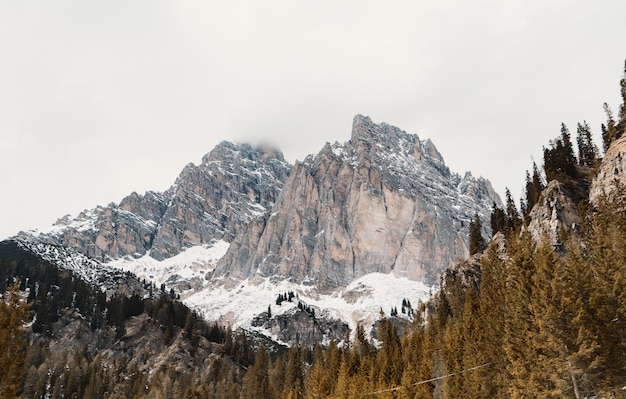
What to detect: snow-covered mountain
<box><xmin>13</xmin><ymin>115</ymin><xmax>501</xmax><ymax>345</ymax></box>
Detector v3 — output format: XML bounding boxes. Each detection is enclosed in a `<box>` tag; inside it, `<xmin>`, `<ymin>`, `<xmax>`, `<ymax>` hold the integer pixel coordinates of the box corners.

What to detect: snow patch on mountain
<box><xmin>106</xmin><ymin>240</ymin><xmax>230</xmax><ymax>289</ymax></box>
<box><xmin>184</xmin><ymin>272</ymin><xmax>433</xmax><ymax>341</ymax></box>
<box><xmin>15</xmin><ymin>239</ymin><xmax>137</xmax><ymax>295</ymax></box>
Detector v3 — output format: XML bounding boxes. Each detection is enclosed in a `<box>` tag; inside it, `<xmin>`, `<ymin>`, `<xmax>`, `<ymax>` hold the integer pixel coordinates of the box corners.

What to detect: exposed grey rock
<box><xmin>149</xmin><ymin>142</ymin><xmax>290</xmax><ymax>260</ymax></box>
<box><xmin>18</xmin><ymin>142</ymin><xmax>291</xmax><ymax>262</ymax></box>
<box><xmin>251</xmin><ymin>305</ymin><xmax>349</xmax><ymax>347</ymax></box>
<box><xmin>590</xmin><ymin>133</ymin><xmax>626</xmax><ymax>203</ymax></box>
<box><xmin>215</xmin><ymin>115</ymin><xmax>501</xmax><ymax>289</ymax></box>
<box><xmin>526</xmin><ymin>180</ymin><xmax>580</xmax><ymax>246</ymax></box>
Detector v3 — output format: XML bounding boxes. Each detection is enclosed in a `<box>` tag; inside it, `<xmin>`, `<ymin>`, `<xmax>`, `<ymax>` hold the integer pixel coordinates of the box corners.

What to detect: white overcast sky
<box><xmin>1</xmin><ymin>0</ymin><xmax>626</xmax><ymax>239</ymax></box>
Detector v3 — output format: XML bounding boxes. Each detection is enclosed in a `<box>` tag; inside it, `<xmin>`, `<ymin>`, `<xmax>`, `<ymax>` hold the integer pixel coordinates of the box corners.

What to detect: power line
<box><xmin>368</xmin><ymin>362</ymin><xmax>493</xmax><ymax>395</ymax></box>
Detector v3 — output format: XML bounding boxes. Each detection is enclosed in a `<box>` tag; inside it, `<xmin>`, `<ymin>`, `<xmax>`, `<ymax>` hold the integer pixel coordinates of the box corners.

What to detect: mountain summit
<box><xmin>18</xmin><ymin>142</ymin><xmax>291</xmax><ymax>261</ymax></box>
<box><xmin>215</xmin><ymin>115</ymin><xmax>500</xmax><ymax>289</ymax></box>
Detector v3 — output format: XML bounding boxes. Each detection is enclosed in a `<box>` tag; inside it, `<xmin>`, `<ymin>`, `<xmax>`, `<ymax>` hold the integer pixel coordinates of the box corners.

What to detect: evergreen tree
<box><xmin>504</xmin><ymin>233</ymin><xmax>538</xmax><ymax>398</ymax></box>
<box><xmin>576</xmin><ymin>121</ymin><xmax>598</xmax><ymax>167</ymax></box>
<box><xmin>283</xmin><ymin>348</ymin><xmax>304</xmax><ymax>399</ymax></box>
<box><xmin>242</xmin><ymin>345</ymin><xmax>271</xmax><ymax>399</ymax></box>
<box><xmin>544</xmin><ymin>124</ymin><xmax>578</xmax><ymax>183</ymax></box>
<box><xmin>523</xmin><ymin>162</ymin><xmax>545</xmax><ymax>220</ymax></box>
<box><xmin>0</xmin><ymin>280</ymin><xmax>30</xmax><ymax>398</ymax></box>
<box><xmin>469</xmin><ymin>213</ymin><xmax>487</xmax><ymax>255</ymax></box>
<box><xmin>529</xmin><ymin>239</ymin><xmax>567</xmax><ymax>397</ymax></box>
<box><xmin>490</xmin><ymin>202</ymin><xmax>507</xmax><ymax>235</ymax></box>
<box><xmin>567</xmin><ymin>184</ymin><xmax>626</xmax><ymax>394</ymax></box>
<box><xmin>505</xmin><ymin>188</ymin><xmax>522</xmax><ymax>232</ymax></box>
<box><xmin>270</xmin><ymin>356</ymin><xmax>286</xmax><ymax>399</ymax></box>
<box><xmin>619</xmin><ymin>60</ymin><xmax>626</xmax><ymax>122</ymax></box>
<box><xmin>306</xmin><ymin>344</ymin><xmax>331</xmax><ymax>399</ymax></box>
<box><xmin>601</xmin><ymin>103</ymin><xmax>617</xmax><ymax>151</ymax></box>
<box><xmin>476</xmin><ymin>241</ymin><xmax>509</xmax><ymax>398</ymax></box>
<box><xmin>376</xmin><ymin>318</ymin><xmax>403</xmax><ymax>389</ymax></box>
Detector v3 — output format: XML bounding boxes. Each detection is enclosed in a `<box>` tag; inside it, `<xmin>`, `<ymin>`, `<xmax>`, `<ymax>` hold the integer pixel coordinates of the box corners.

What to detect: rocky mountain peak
<box><xmin>350</xmin><ymin>114</ymin><xmax>418</xmax><ymax>153</ymax></box>
<box><xmin>215</xmin><ymin>115</ymin><xmax>501</xmax><ymax>289</ymax></box>
<box><xmin>18</xmin><ymin>142</ymin><xmax>291</xmax><ymax>262</ymax></box>
<box><xmin>202</xmin><ymin>141</ymin><xmax>286</xmax><ymax>164</ymax></box>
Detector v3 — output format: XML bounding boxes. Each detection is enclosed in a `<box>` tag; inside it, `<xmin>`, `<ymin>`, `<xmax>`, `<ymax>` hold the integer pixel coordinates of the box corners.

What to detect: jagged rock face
<box><xmin>18</xmin><ymin>192</ymin><xmax>169</xmax><ymax>262</ymax></box>
<box><xmin>18</xmin><ymin>142</ymin><xmax>290</xmax><ymax>261</ymax></box>
<box><xmin>251</xmin><ymin>307</ymin><xmax>349</xmax><ymax>347</ymax></box>
<box><xmin>590</xmin><ymin>133</ymin><xmax>626</xmax><ymax>203</ymax></box>
<box><xmin>527</xmin><ymin>180</ymin><xmax>580</xmax><ymax>246</ymax></box>
<box><xmin>149</xmin><ymin>142</ymin><xmax>290</xmax><ymax>260</ymax></box>
<box><xmin>216</xmin><ymin>115</ymin><xmax>501</xmax><ymax>289</ymax></box>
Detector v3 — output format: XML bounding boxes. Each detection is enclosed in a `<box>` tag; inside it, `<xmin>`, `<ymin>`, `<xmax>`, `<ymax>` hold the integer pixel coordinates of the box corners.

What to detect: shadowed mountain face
<box><xmin>18</xmin><ymin>142</ymin><xmax>291</xmax><ymax>261</ymax></box>
<box><xmin>214</xmin><ymin>115</ymin><xmax>501</xmax><ymax>289</ymax></box>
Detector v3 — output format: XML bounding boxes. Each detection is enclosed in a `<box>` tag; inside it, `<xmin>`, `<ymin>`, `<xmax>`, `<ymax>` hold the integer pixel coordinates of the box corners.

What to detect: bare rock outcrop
<box><xmin>526</xmin><ymin>180</ymin><xmax>580</xmax><ymax>246</ymax></box>
<box><xmin>18</xmin><ymin>142</ymin><xmax>291</xmax><ymax>261</ymax></box>
<box><xmin>590</xmin><ymin>133</ymin><xmax>626</xmax><ymax>203</ymax></box>
<box><xmin>215</xmin><ymin>115</ymin><xmax>501</xmax><ymax>289</ymax></box>
<box><xmin>149</xmin><ymin>142</ymin><xmax>290</xmax><ymax>260</ymax></box>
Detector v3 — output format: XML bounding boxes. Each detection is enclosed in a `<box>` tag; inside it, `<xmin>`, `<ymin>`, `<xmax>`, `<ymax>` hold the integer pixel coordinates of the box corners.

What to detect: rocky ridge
<box><xmin>18</xmin><ymin>142</ymin><xmax>291</xmax><ymax>262</ymax></box>
<box><xmin>590</xmin><ymin>133</ymin><xmax>626</xmax><ymax>202</ymax></box>
<box><xmin>215</xmin><ymin>115</ymin><xmax>501</xmax><ymax>289</ymax></box>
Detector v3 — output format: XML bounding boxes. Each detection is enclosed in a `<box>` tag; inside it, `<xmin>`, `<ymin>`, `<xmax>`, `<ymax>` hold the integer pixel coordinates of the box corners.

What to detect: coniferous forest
<box><xmin>2</xmin><ymin>63</ymin><xmax>626</xmax><ymax>398</ymax></box>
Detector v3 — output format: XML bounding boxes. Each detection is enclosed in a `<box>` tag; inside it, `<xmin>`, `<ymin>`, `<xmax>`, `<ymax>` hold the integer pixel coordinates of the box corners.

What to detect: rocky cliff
<box><xmin>215</xmin><ymin>115</ymin><xmax>501</xmax><ymax>289</ymax></box>
<box><xmin>590</xmin><ymin>133</ymin><xmax>626</xmax><ymax>203</ymax></box>
<box><xmin>18</xmin><ymin>142</ymin><xmax>291</xmax><ymax>261</ymax></box>
<box><xmin>526</xmin><ymin>180</ymin><xmax>581</xmax><ymax>246</ymax></box>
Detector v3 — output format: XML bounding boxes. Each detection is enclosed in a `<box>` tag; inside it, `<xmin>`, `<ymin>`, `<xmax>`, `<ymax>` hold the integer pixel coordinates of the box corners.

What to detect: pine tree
<box><xmin>270</xmin><ymin>356</ymin><xmax>286</xmax><ymax>399</ymax></box>
<box><xmin>0</xmin><ymin>280</ymin><xmax>30</xmax><ymax>398</ymax></box>
<box><xmin>544</xmin><ymin>124</ymin><xmax>578</xmax><ymax>183</ymax></box>
<box><xmin>504</xmin><ymin>233</ymin><xmax>538</xmax><ymax>398</ymax></box>
<box><xmin>376</xmin><ymin>318</ymin><xmax>403</xmax><ymax>389</ymax></box>
<box><xmin>523</xmin><ymin>162</ymin><xmax>545</xmax><ymax>219</ymax></box>
<box><xmin>567</xmin><ymin>184</ymin><xmax>626</xmax><ymax>394</ymax></box>
<box><xmin>529</xmin><ymin>239</ymin><xmax>567</xmax><ymax>397</ymax></box>
<box><xmin>283</xmin><ymin>348</ymin><xmax>304</xmax><ymax>399</ymax></box>
<box><xmin>602</xmin><ymin>103</ymin><xmax>617</xmax><ymax>151</ymax></box>
<box><xmin>576</xmin><ymin>121</ymin><xmax>598</xmax><ymax>167</ymax></box>
<box><xmin>505</xmin><ymin>188</ymin><xmax>522</xmax><ymax>232</ymax></box>
<box><xmin>242</xmin><ymin>345</ymin><xmax>271</xmax><ymax>399</ymax></box>
<box><xmin>490</xmin><ymin>202</ymin><xmax>508</xmax><ymax>235</ymax></box>
<box><xmin>619</xmin><ymin>60</ymin><xmax>626</xmax><ymax>122</ymax></box>
<box><xmin>476</xmin><ymin>241</ymin><xmax>509</xmax><ymax>398</ymax></box>
<box><xmin>306</xmin><ymin>344</ymin><xmax>332</xmax><ymax>399</ymax></box>
<box><xmin>469</xmin><ymin>213</ymin><xmax>487</xmax><ymax>255</ymax></box>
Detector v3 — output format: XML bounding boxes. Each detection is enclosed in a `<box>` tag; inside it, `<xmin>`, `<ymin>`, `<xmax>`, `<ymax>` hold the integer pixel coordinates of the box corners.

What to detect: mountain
<box><xmin>214</xmin><ymin>115</ymin><xmax>500</xmax><ymax>289</ymax></box>
<box><xmin>18</xmin><ymin>142</ymin><xmax>291</xmax><ymax>262</ymax></box>
<box><xmin>13</xmin><ymin>115</ymin><xmax>501</xmax><ymax>346</ymax></box>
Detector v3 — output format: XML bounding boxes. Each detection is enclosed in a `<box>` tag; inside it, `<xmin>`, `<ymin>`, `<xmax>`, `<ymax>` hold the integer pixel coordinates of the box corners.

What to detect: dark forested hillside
<box><xmin>0</xmin><ymin>240</ymin><xmax>267</xmax><ymax>398</ymax></box>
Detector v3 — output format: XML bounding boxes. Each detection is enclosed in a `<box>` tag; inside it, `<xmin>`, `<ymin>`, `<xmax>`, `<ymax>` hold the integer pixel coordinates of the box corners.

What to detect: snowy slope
<box><xmin>106</xmin><ymin>240</ymin><xmax>230</xmax><ymax>292</ymax></box>
<box><xmin>184</xmin><ymin>272</ymin><xmax>433</xmax><ymax>342</ymax></box>
<box><xmin>15</xmin><ymin>239</ymin><xmax>144</xmax><ymax>296</ymax></box>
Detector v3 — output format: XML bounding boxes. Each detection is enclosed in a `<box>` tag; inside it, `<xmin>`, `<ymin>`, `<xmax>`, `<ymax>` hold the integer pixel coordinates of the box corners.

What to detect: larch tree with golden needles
<box><xmin>0</xmin><ymin>280</ymin><xmax>30</xmax><ymax>398</ymax></box>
